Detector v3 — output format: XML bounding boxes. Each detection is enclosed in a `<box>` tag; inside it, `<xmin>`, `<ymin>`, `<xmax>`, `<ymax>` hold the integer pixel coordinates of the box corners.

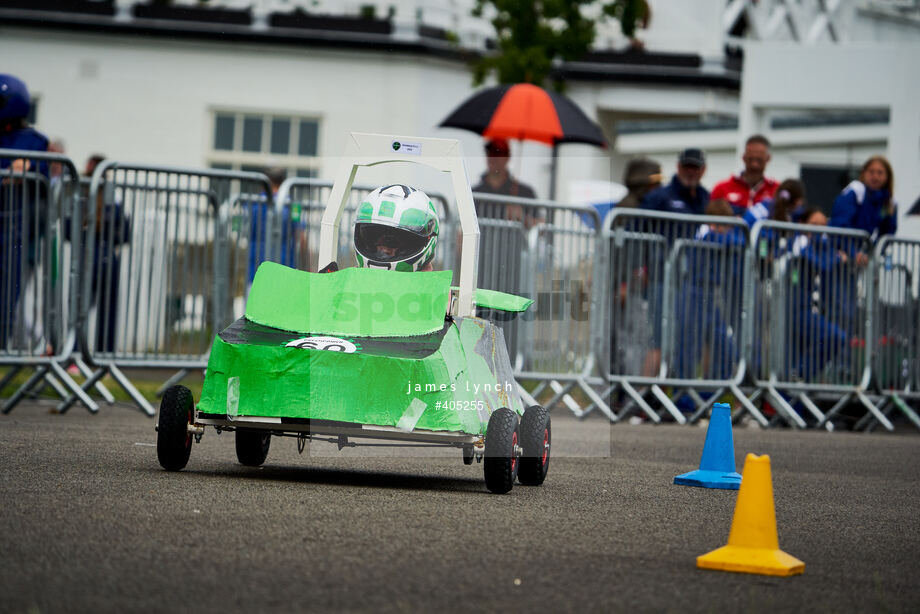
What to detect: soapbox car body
<box><xmin>156</xmin><ymin>133</ymin><xmax>550</xmax><ymax>494</ymax></box>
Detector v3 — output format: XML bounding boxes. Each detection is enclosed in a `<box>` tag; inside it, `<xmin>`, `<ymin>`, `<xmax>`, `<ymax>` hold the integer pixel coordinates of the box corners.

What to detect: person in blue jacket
<box><xmin>675</xmin><ymin>200</ymin><xmax>746</xmax><ymax>381</ymax></box>
<box><xmin>1</xmin><ymin>73</ymin><xmax>49</xmax><ymax>350</ymax></box>
<box><xmin>742</xmin><ymin>178</ymin><xmax>806</xmax><ymax>229</ymax></box>
<box><xmin>830</xmin><ymin>155</ymin><xmax>897</xmax><ymax>256</ymax></box>
<box><xmin>642</xmin><ymin>147</ymin><xmax>710</xmax><ymax>216</ymax></box>
<box><xmin>829</xmin><ymin>155</ymin><xmax>898</xmax><ymax>341</ymax></box>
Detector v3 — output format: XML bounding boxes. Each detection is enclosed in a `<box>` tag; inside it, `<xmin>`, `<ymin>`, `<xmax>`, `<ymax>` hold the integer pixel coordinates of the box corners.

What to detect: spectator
<box><xmin>801</xmin><ymin>207</ymin><xmax>827</xmax><ymax>227</ymax></box>
<box><xmin>607</xmin><ymin>157</ymin><xmax>663</xmax><ymax>382</ymax></box>
<box><xmin>472</xmin><ymin>138</ymin><xmax>541</xmax><ymax>228</ymax></box>
<box><xmin>827</xmin><ymin>155</ymin><xmax>898</xmax><ymax>350</ymax></box>
<box><xmin>830</xmin><ymin>155</ymin><xmax>897</xmax><ymax>263</ymax></box>
<box><xmin>743</xmin><ymin>178</ymin><xmax>806</xmax><ymax>227</ymax></box>
<box><xmin>1</xmin><ymin>73</ymin><xmax>49</xmax><ymax>350</ymax></box>
<box><xmin>618</xmin><ymin>157</ymin><xmax>661</xmax><ymax>209</ymax></box>
<box><xmin>471</xmin><ymin>139</ymin><xmax>539</xmax><ymax>364</ymax></box>
<box><xmin>473</xmin><ymin>138</ymin><xmax>536</xmax><ymax>199</ymax></box>
<box><xmin>579</xmin><ymin>157</ymin><xmax>661</xmax><ymax>228</ymax></box>
<box><xmin>677</xmin><ymin>199</ymin><xmax>745</xmax><ymax>380</ymax></box>
<box><xmin>787</xmin><ymin>207</ymin><xmax>850</xmax><ymax>381</ymax></box>
<box><xmin>642</xmin><ymin>147</ymin><xmax>709</xmax><ymax>215</ymax></box>
<box><xmin>246</xmin><ymin>166</ymin><xmax>307</xmax><ymax>288</ymax></box>
<box><xmin>82</xmin><ymin>155</ymin><xmax>130</xmax><ymax>353</ymax></box>
<box><xmin>85</xmin><ymin>153</ymin><xmax>105</xmax><ymax>177</ymax></box>
<box><xmin>740</xmin><ymin>180</ymin><xmax>807</xmax><ymax>379</ymax></box>
<box><xmin>47</xmin><ymin>139</ymin><xmax>66</xmax><ymax>187</ymax></box>
<box><xmin>267</xmin><ymin>166</ymin><xmax>308</xmax><ymax>271</ymax></box>
<box><xmin>711</xmin><ymin>134</ymin><xmax>779</xmax><ymax>214</ymax></box>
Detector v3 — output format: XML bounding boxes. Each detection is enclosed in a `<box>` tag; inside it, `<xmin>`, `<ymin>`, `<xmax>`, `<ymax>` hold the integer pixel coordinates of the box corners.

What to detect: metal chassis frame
<box><xmin>195</xmin><ymin>414</ymin><xmax>481</xmax><ymax>448</ymax></box>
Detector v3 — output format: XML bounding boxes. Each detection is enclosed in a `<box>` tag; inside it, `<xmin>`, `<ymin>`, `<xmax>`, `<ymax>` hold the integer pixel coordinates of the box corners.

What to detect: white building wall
<box><xmin>2</xmin><ymin>8</ymin><xmax>918</xmax><ymax>222</ymax></box>
<box><xmin>738</xmin><ymin>41</ymin><xmax>920</xmax><ymax>237</ymax></box>
<box><xmin>1</xmin><ymin>27</ymin><xmax>492</xmax><ymax>196</ymax></box>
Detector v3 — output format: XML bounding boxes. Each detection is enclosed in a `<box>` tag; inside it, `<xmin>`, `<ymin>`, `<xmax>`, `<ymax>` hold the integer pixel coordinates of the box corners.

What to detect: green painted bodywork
<box><xmin>472</xmin><ymin>288</ymin><xmax>534</xmax><ymax>312</ymax></box>
<box><xmin>197</xmin><ymin>264</ymin><xmax>525</xmax><ymax>434</ymax></box>
<box><xmin>245</xmin><ymin>262</ymin><xmax>451</xmax><ymax>337</ymax></box>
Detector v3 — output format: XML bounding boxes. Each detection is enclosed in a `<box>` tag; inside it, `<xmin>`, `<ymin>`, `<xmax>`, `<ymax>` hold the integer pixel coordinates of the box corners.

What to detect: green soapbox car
<box><xmin>155</xmin><ymin>134</ymin><xmax>551</xmax><ymax>494</ymax></box>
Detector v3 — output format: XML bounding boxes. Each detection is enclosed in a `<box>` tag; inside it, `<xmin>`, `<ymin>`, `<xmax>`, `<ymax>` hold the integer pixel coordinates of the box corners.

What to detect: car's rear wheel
<box><xmin>518</xmin><ymin>405</ymin><xmax>551</xmax><ymax>486</ymax></box>
<box><xmin>483</xmin><ymin>408</ymin><xmax>520</xmax><ymax>494</ymax></box>
<box><xmin>157</xmin><ymin>385</ymin><xmax>194</xmax><ymax>471</ymax></box>
<box><xmin>235</xmin><ymin>429</ymin><xmax>271</xmax><ymax>466</ymax></box>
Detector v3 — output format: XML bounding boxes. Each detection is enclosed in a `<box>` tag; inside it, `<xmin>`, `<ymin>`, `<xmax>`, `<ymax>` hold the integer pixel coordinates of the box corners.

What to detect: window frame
<box><xmin>207</xmin><ymin>107</ymin><xmax>321</xmax><ymax>178</ymax></box>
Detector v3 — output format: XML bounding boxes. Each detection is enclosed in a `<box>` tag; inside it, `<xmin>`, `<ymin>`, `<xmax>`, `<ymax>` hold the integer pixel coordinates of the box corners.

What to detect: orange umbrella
<box><xmin>440</xmin><ymin>83</ymin><xmax>606</xmax><ymax>147</ymax></box>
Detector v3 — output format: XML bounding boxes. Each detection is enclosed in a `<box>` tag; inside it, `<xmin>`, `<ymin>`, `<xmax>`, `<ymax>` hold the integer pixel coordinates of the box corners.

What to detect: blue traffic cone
<box><xmin>674</xmin><ymin>402</ymin><xmax>742</xmax><ymax>490</ymax></box>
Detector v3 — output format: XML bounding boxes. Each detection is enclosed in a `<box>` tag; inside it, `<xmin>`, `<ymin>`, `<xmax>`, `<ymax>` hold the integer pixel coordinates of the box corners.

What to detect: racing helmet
<box><xmin>0</xmin><ymin>74</ymin><xmax>30</xmax><ymax>122</ymax></box>
<box><xmin>354</xmin><ymin>184</ymin><xmax>439</xmax><ymax>271</ymax></box>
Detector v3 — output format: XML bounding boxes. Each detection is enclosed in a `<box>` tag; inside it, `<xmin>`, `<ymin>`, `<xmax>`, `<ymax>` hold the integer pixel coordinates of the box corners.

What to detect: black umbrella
<box><xmin>440</xmin><ymin>83</ymin><xmax>607</xmax><ymax>147</ymax></box>
<box><xmin>440</xmin><ymin>83</ymin><xmax>607</xmax><ymax>199</ymax></box>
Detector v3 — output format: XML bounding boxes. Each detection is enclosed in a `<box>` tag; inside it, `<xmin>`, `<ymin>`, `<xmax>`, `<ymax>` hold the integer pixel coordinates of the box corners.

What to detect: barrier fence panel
<box><xmin>599</xmin><ymin>209</ymin><xmax>754</xmax><ymax>425</ymax></box>
<box><xmin>743</xmin><ymin>220</ymin><xmax>891</xmax><ymax>430</ymax></box>
<box><xmin>866</xmin><ymin>236</ymin><xmax>920</xmax><ymax>431</ymax></box>
<box><xmin>469</xmin><ymin>193</ymin><xmax>607</xmax><ymax>416</ymax></box>
<box><xmin>62</xmin><ymin>163</ymin><xmax>272</xmax><ymax>416</ymax></box>
<box><xmin>0</xmin><ymin>149</ymin><xmax>93</xmax><ymax>413</ymax></box>
<box><xmin>5</xmin><ymin>157</ymin><xmax>917</xmax><ymax>430</ymax></box>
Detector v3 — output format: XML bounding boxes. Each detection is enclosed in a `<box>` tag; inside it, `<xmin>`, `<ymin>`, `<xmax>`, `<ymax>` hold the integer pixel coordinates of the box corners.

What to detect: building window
<box><xmin>209</xmin><ymin>110</ymin><xmax>320</xmax><ymax>179</ymax></box>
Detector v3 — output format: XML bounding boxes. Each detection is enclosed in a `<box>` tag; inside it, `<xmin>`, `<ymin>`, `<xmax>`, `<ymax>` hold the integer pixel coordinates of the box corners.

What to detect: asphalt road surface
<box><xmin>2</xmin><ymin>401</ymin><xmax>919</xmax><ymax>613</ymax></box>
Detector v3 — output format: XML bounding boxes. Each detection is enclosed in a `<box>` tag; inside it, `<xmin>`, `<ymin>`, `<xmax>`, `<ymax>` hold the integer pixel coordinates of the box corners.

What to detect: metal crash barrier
<box><xmin>2</xmin><ymin>149</ymin><xmax>917</xmax><ymax>431</ymax></box>
<box><xmin>863</xmin><ymin>236</ymin><xmax>920</xmax><ymax>430</ymax></box>
<box><xmin>469</xmin><ymin>193</ymin><xmax>609</xmax><ymax>417</ymax></box>
<box><xmin>63</xmin><ymin>163</ymin><xmax>273</xmax><ymax>416</ymax></box>
<box><xmin>744</xmin><ymin>220</ymin><xmax>877</xmax><ymax>430</ymax></box>
<box><xmin>596</xmin><ymin>210</ymin><xmax>754</xmax><ymax>425</ymax></box>
<box><xmin>0</xmin><ymin>149</ymin><xmax>94</xmax><ymax>413</ymax></box>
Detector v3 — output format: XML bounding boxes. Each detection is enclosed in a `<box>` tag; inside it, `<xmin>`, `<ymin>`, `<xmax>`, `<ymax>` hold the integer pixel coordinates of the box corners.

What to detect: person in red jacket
<box><xmin>711</xmin><ymin>134</ymin><xmax>779</xmax><ymax>214</ymax></box>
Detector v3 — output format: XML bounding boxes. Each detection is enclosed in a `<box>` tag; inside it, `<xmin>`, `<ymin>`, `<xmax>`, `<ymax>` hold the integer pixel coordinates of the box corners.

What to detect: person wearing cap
<box><xmin>1</xmin><ymin>74</ymin><xmax>49</xmax><ymax>351</ymax></box>
<box><xmin>607</xmin><ymin>157</ymin><xmax>664</xmax><ymax>380</ymax></box>
<box><xmin>641</xmin><ymin>148</ymin><xmax>710</xmax><ymax>215</ymax></box>
<box><xmin>617</xmin><ymin>157</ymin><xmax>662</xmax><ymax>209</ymax></box>
<box><xmin>710</xmin><ymin>134</ymin><xmax>779</xmax><ymax>213</ymax></box>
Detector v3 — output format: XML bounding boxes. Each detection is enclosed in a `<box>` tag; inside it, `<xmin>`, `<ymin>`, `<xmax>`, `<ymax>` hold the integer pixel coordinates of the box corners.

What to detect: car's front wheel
<box><xmin>518</xmin><ymin>405</ymin><xmax>551</xmax><ymax>486</ymax></box>
<box><xmin>483</xmin><ymin>408</ymin><xmax>520</xmax><ymax>494</ymax></box>
<box><xmin>156</xmin><ymin>385</ymin><xmax>194</xmax><ymax>471</ymax></box>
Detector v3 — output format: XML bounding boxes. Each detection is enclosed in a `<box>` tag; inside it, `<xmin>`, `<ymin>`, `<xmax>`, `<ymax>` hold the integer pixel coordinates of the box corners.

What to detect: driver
<box><xmin>353</xmin><ymin>184</ymin><xmax>439</xmax><ymax>272</ymax></box>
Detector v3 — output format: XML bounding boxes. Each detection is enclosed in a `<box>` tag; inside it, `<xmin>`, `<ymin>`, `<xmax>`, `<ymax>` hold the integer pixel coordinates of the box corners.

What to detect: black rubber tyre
<box><xmin>518</xmin><ymin>405</ymin><xmax>551</xmax><ymax>486</ymax></box>
<box><xmin>235</xmin><ymin>428</ymin><xmax>271</xmax><ymax>466</ymax></box>
<box><xmin>156</xmin><ymin>385</ymin><xmax>194</xmax><ymax>471</ymax></box>
<box><xmin>462</xmin><ymin>444</ymin><xmax>474</xmax><ymax>465</ymax></box>
<box><xmin>483</xmin><ymin>407</ymin><xmax>520</xmax><ymax>494</ymax></box>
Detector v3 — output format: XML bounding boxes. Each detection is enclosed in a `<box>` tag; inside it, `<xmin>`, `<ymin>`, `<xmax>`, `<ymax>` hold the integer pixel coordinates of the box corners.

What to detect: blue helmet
<box><xmin>0</xmin><ymin>74</ymin><xmax>31</xmax><ymax>121</ymax></box>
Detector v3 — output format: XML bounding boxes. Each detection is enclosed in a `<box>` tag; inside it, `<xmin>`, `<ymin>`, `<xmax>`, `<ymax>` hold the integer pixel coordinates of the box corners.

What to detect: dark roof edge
<box><xmin>1</xmin><ymin>8</ymin><xmax>741</xmax><ymax>90</ymax></box>
<box><xmin>555</xmin><ymin>61</ymin><xmax>741</xmax><ymax>90</ymax></box>
<box><xmin>0</xmin><ymin>9</ymin><xmax>477</xmax><ymax>62</ymax></box>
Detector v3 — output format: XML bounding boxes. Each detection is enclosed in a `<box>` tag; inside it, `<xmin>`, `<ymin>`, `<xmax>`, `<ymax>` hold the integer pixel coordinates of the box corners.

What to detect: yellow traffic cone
<box><xmin>697</xmin><ymin>453</ymin><xmax>805</xmax><ymax>576</ymax></box>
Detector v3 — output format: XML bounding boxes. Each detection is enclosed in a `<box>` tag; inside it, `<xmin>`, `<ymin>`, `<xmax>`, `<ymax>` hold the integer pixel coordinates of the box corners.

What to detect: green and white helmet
<box><xmin>354</xmin><ymin>184</ymin><xmax>439</xmax><ymax>271</ymax></box>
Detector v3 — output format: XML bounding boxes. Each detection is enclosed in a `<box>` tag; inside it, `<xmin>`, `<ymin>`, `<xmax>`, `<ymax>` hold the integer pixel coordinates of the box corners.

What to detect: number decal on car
<box><xmin>285</xmin><ymin>336</ymin><xmax>360</xmax><ymax>353</ymax></box>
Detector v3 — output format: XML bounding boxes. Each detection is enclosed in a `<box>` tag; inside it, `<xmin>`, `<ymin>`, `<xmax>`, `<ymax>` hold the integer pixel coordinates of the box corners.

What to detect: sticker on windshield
<box><xmin>391</xmin><ymin>140</ymin><xmax>422</xmax><ymax>155</ymax></box>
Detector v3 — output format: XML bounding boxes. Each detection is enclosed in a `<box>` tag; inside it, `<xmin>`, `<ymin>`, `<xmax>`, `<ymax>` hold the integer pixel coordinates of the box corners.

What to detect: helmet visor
<box><xmin>355</xmin><ymin>223</ymin><xmax>428</xmax><ymax>263</ymax></box>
